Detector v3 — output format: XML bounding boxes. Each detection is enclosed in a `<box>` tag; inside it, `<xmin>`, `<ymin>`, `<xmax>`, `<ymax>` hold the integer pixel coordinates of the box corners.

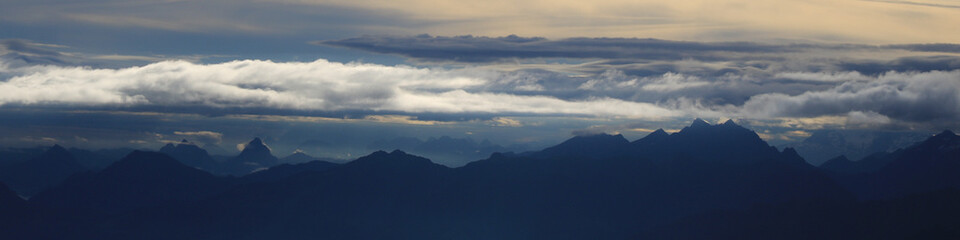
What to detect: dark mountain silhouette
<box><xmin>280</xmin><ymin>151</ymin><xmax>318</xmax><ymax>163</ymax></box>
<box><xmin>67</xmin><ymin>147</ymin><xmax>133</xmax><ymax>170</ymax></box>
<box><xmin>783</xmin><ymin>129</ymin><xmax>929</xmax><ymax>166</ymax></box>
<box><xmin>820</xmin><ymin>151</ymin><xmax>899</xmax><ymax>175</ymax></box>
<box><xmin>159</xmin><ymin>139</ymin><xmax>218</xmax><ymax>171</ymax></box>
<box><xmin>368</xmin><ymin>136</ymin><xmax>513</xmax><ymax>167</ymax></box>
<box><xmin>68</xmin><ymin>120</ymin><xmax>850</xmax><ymax>239</ymax></box>
<box><xmin>218</xmin><ymin>138</ymin><xmax>279</xmax><ymax>175</ymax></box>
<box><xmin>0</xmin><ymin>145</ymin><xmax>86</xmax><ymax>196</ymax></box>
<box><xmin>0</xmin><ymin>181</ymin><xmax>42</xmax><ymax>239</ymax></box>
<box><xmin>631</xmin><ymin>119</ymin><xmax>792</xmax><ymax>165</ymax></box>
<box><xmin>239</xmin><ymin>160</ymin><xmax>340</xmax><ymax>183</ymax></box>
<box><xmin>3</xmin><ymin>121</ymin><xmax>957</xmax><ymax>239</ymax></box>
<box><xmin>835</xmin><ymin>130</ymin><xmax>960</xmax><ymax>200</ymax></box>
<box><xmin>0</xmin><ymin>146</ymin><xmax>46</xmax><ymax>166</ymax></box>
<box><xmin>533</xmin><ymin>133</ymin><xmax>630</xmax><ymax>159</ymax></box>
<box><xmin>644</xmin><ymin>188</ymin><xmax>960</xmax><ymax>240</ymax></box>
<box><xmin>30</xmin><ymin>151</ymin><xmax>232</xmax><ymax>215</ymax></box>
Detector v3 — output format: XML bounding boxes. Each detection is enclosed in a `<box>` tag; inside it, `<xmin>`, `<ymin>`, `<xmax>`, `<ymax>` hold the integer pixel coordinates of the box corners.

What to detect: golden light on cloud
<box><xmin>303</xmin><ymin>0</ymin><xmax>960</xmax><ymax>43</ymax></box>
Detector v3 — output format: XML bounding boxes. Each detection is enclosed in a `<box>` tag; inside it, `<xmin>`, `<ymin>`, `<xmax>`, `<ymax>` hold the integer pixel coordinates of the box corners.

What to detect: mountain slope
<box><xmin>0</xmin><ymin>145</ymin><xmax>86</xmax><ymax>196</ymax></box>
<box><xmin>30</xmin><ymin>151</ymin><xmax>232</xmax><ymax>214</ymax></box>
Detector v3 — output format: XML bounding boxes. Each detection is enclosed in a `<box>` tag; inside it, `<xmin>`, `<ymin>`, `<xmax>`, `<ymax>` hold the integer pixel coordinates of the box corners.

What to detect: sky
<box><xmin>1</xmin><ymin>0</ymin><xmax>959</xmax><ymax>165</ymax></box>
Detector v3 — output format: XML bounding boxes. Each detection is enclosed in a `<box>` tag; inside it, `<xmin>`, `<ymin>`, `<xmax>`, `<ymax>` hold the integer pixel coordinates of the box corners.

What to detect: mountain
<box><xmin>220</xmin><ymin>138</ymin><xmax>279</xmax><ymax>175</ymax></box>
<box><xmin>239</xmin><ymin>160</ymin><xmax>340</xmax><ymax>183</ymax></box>
<box><xmin>533</xmin><ymin>133</ymin><xmax>630</xmax><ymax>159</ymax></box>
<box><xmin>0</xmin><ymin>181</ymin><xmax>42</xmax><ymax>239</ymax></box>
<box><xmin>0</xmin><ymin>146</ymin><xmax>46</xmax><ymax>166</ymax></box>
<box><xmin>367</xmin><ymin>136</ymin><xmax>513</xmax><ymax>167</ymax></box>
<box><xmin>30</xmin><ymin>151</ymin><xmax>232</xmax><ymax>214</ymax></box>
<box><xmin>67</xmin><ymin>147</ymin><xmax>133</xmax><ymax>170</ymax></box>
<box><xmin>644</xmin><ymin>188</ymin><xmax>960</xmax><ymax>240</ymax></box>
<box><xmin>783</xmin><ymin>129</ymin><xmax>930</xmax><ymax>166</ymax></box>
<box><xmin>82</xmin><ymin>119</ymin><xmax>851</xmax><ymax>239</ymax></box>
<box><xmin>159</xmin><ymin>139</ymin><xmax>218</xmax><ymax>171</ymax></box>
<box><xmin>836</xmin><ymin>130</ymin><xmax>960</xmax><ymax>200</ymax></box>
<box><xmin>631</xmin><ymin>119</ymin><xmax>790</xmax><ymax>165</ymax></box>
<box><xmin>280</xmin><ymin>151</ymin><xmax>318</xmax><ymax>163</ymax></box>
<box><xmin>0</xmin><ymin>145</ymin><xmax>86</xmax><ymax>196</ymax></box>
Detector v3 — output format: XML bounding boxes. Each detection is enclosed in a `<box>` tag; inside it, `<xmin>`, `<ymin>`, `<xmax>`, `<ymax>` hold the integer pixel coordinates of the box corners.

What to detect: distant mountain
<box><xmin>367</xmin><ymin>136</ymin><xmax>513</xmax><ymax>167</ymax></box>
<box><xmin>0</xmin><ymin>145</ymin><xmax>86</xmax><ymax>196</ymax></box>
<box><xmin>30</xmin><ymin>151</ymin><xmax>232</xmax><ymax>214</ymax></box>
<box><xmin>159</xmin><ymin>139</ymin><xmax>218</xmax><ymax>171</ymax></box>
<box><xmin>239</xmin><ymin>160</ymin><xmax>340</xmax><ymax>183</ymax></box>
<box><xmin>67</xmin><ymin>147</ymin><xmax>133</xmax><ymax>170</ymax></box>
<box><xmin>280</xmin><ymin>151</ymin><xmax>318</xmax><ymax>163</ymax></box>
<box><xmin>89</xmin><ymin>120</ymin><xmax>849</xmax><ymax>239</ymax></box>
<box><xmin>7</xmin><ymin>121</ymin><xmax>958</xmax><ymax>239</ymax></box>
<box><xmin>631</xmin><ymin>119</ymin><xmax>792</xmax><ymax>165</ymax></box>
<box><xmin>0</xmin><ymin>146</ymin><xmax>46</xmax><ymax>166</ymax></box>
<box><xmin>783</xmin><ymin>129</ymin><xmax>930</xmax><ymax>166</ymax></box>
<box><xmin>219</xmin><ymin>138</ymin><xmax>280</xmax><ymax>176</ymax></box>
<box><xmin>835</xmin><ymin>130</ymin><xmax>960</xmax><ymax>200</ymax></box>
<box><xmin>533</xmin><ymin>133</ymin><xmax>630</xmax><ymax>159</ymax></box>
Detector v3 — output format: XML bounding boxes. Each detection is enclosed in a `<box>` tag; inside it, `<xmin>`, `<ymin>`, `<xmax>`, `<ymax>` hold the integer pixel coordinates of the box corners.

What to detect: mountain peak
<box><xmin>935</xmin><ymin>130</ymin><xmax>956</xmax><ymax>137</ymax></box>
<box><xmin>649</xmin><ymin>128</ymin><xmax>668</xmax><ymax>137</ymax></box>
<box><xmin>249</xmin><ymin>137</ymin><xmax>265</xmax><ymax>146</ymax></box>
<box><xmin>180</xmin><ymin>139</ymin><xmax>190</xmax><ymax>143</ymax></box>
<box><xmin>721</xmin><ymin>119</ymin><xmax>739</xmax><ymax>126</ymax></box>
<box><xmin>691</xmin><ymin>118</ymin><xmax>710</xmax><ymax>128</ymax></box>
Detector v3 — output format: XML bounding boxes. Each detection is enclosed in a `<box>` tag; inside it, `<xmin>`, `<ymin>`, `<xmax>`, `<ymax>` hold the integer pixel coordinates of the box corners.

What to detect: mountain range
<box><xmin>0</xmin><ymin>119</ymin><xmax>958</xmax><ymax>239</ymax></box>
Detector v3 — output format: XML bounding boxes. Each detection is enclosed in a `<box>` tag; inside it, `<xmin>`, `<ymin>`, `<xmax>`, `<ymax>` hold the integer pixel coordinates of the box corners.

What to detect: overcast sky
<box><xmin>1</xmin><ymin>0</ymin><xmax>958</xmax><ymax>164</ymax></box>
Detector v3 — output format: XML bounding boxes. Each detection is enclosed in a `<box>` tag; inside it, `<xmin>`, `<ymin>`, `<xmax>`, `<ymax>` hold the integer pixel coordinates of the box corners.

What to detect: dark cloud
<box><xmin>318</xmin><ymin>35</ymin><xmax>960</xmax><ymax>63</ymax></box>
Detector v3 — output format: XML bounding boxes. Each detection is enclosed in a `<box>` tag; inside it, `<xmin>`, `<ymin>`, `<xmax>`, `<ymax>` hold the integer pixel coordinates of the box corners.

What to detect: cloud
<box><xmin>724</xmin><ymin>70</ymin><xmax>960</xmax><ymax>129</ymax></box>
<box><xmin>320</xmin><ymin>35</ymin><xmax>960</xmax><ymax>63</ymax></box>
<box><xmin>173</xmin><ymin>131</ymin><xmax>224</xmax><ymax>144</ymax></box>
<box><xmin>2</xmin><ymin>55</ymin><xmax>958</xmax><ymax>130</ymax></box>
<box><xmin>490</xmin><ymin>117</ymin><xmax>523</xmax><ymax>127</ymax></box>
<box><xmin>0</xmin><ymin>58</ymin><xmax>677</xmax><ymax>119</ymax></box>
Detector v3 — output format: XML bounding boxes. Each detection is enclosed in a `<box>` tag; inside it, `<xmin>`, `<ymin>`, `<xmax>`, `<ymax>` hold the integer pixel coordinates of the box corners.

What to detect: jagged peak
<box><xmin>249</xmin><ymin>137</ymin><xmax>265</xmax><ymax>146</ymax></box>
<box><xmin>690</xmin><ymin>118</ymin><xmax>710</xmax><ymax>128</ymax></box>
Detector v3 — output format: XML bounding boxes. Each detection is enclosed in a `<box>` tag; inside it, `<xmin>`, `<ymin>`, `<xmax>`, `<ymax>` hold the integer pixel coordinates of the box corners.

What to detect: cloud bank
<box><xmin>0</xmin><ymin>59</ymin><xmax>676</xmax><ymax>119</ymax></box>
<box><xmin>1</xmin><ymin>56</ymin><xmax>959</xmax><ymax>130</ymax></box>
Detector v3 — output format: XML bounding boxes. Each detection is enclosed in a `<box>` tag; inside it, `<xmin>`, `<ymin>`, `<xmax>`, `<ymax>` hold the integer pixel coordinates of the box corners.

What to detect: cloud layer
<box><xmin>1</xmin><ymin>56</ymin><xmax>959</xmax><ymax>130</ymax></box>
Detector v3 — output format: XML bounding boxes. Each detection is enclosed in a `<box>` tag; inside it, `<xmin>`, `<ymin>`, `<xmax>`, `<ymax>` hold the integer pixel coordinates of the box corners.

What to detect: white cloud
<box><xmin>0</xmin><ymin>58</ymin><xmax>677</xmax><ymax>119</ymax></box>
<box><xmin>173</xmin><ymin>130</ymin><xmax>224</xmax><ymax>144</ymax></box>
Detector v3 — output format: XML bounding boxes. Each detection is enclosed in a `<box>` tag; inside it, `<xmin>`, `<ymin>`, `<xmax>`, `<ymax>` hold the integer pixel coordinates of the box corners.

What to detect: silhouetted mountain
<box><xmin>220</xmin><ymin>138</ymin><xmax>279</xmax><ymax>175</ymax></box>
<box><xmin>783</xmin><ymin>129</ymin><xmax>930</xmax><ymax>166</ymax></box>
<box><xmin>5</xmin><ymin>121</ymin><xmax>954</xmax><ymax>239</ymax></box>
<box><xmin>239</xmin><ymin>160</ymin><xmax>340</xmax><ymax>183</ymax></box>
<box><xmin>0</xmin><ymin>145</ymin><xmax>86</xmax><ymax>196</ymax></box>
<box><xmin>534</xmin><ymin>133</ymin><xmax>630</xmax><ymax>159</ymax></box>
<box><xmin>631</xmin><ymin>119</ymin><xmax>789</xmax><ymax>165</ymax></box>
<box><xmin>644</xmin><ymin>188</ymin><xmax>960</xmax><ymax>240</ymax></box>
<box><xmin>368</xmin><ymin>136</ymin><xmax>513</xmax><ymax>167</ymax></box>
<box><xmin>838</xmin><ymin>130</ymin><xmax>960</xmax><ymax>200</ymax></box>
<box><xmin>67</xmin><ymin>147</ymin><xmax>132</xmax><ymax>170</ymax></box>
<box><xmin>820</xmin><ymin>151</ymin><xmax>899</xmax><ymax>175</ymax></box>
<box><xmin>0</xmin><ymin>146</ymin><xmax>46</xmax><ymax>166</ymax></box>
<box><xmin>31</xmin><ymin>151</ymin><xmax>232</xmax><ymax>214</ymax></box>
<box><xmin>159</xmin><ymin>139</ymin><xmax>218</xmax><ymax>171</ymax></box>
<box><xmin>0</xmin><ymin>181</ymin><xmax>42</xmax><ymax>239</ymax></box>
<box><xmin>280</xmin><ymin>151</ymin><xmax>317</xmax><ymax>163</ymax></box>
